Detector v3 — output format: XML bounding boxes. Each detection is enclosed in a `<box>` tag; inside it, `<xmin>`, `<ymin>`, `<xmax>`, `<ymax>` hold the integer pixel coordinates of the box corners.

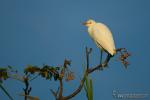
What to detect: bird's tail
<box><xmin>113</xmin><ymin>49</ymin><xmax>116</xmax><ymax>55</ymax></box>
<box><xmin>109</xmin><ymin>49</ymin><xmax>116</xmax><ymax>57</ymax></box>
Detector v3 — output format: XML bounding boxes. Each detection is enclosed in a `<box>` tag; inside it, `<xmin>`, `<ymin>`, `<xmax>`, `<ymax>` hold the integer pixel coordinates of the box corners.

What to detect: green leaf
<box><xmin>84</xmin><ymin>75</ymin><xmax>93</xmax><ymax>100</ymax></box>
<box><xmin>89</xmin><ymin>79</ymin><xmax>93</xmax><ymax>100</ymax></box>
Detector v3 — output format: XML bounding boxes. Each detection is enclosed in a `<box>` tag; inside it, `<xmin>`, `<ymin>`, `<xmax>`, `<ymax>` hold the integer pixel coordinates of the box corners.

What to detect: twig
<box><xmin>86</xmin><ymin>47</ymin><xmax>92</xmax><ymax>70</ymax></box>
<box><xmin>0</xmin><ymin>83</ymin><xmax>14</xmax><ymax>100</ymax></box>
<box><xmin>53</xmin><ymin>47</ymin><xmax>130</xmax><ymax>100</ymax></box>
<box><xmin>50</xmin><ymin>89</ymin><xmax>57</xmax><ymax>98</ymax></box>
<box><xmin>63</xmin><ymin>54</ymin><xmax>110</xmax><ymax>100</ymax></box>
<box><xmin>29</xmin><ymin>74</ymin><xmax>40</xmax><ymax>82</ymax></box>
<box><xmin>58</xmin><ymin>79</ymin><xmax>63</xmax><ymax>99</ymax></box>
<box><xmin>86</xmin><ymin>47</ymin><xmax>89</xmax><ymax>70</ymax></box>
<box><xmin>88</xmin><ymin>54</ymin><xmax>111</xmax><ymax>73</ymax></box>
<box><xmin>23</xmin><ymin>77</ymin><xmax>32</xmax><ymax>100</ymax></box>
<box><xmin>63</xmin><ymin>72</ymin><xmax>87</xmax><ymax>100</ymax></box>
<box><xmin>50</xmin><ymin>87</ymin><xmax>60</xmax><ymax>99</ymax></box>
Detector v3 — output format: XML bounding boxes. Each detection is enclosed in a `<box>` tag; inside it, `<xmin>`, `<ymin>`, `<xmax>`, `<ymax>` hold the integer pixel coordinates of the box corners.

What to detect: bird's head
<box><xmin>83</xmin><ymin>19</ymin><xmax>96</xmax><ymax>27</ymax></box>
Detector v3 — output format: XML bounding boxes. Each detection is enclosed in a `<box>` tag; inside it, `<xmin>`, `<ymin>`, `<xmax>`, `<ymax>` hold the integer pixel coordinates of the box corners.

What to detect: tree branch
<box><xmin>63</xmin><ymin>54</ymin><xmax>110</xmax><ymax>100</ymax></box>
<box><xmin>50</xmin><ymin>89</ymin><xmax>57</xmax><ymax>99</ymax></box>
<box><xmin>63</xmin><ymin>71</ymin><xmax>87</xmax><ymax>100</ymax></box>
<box><xmin>88</xmin><ymin>54</ymin><xmax>111</xmax><ymax>73</ymax></box>
<box><xmin>23</xmin><ymin>77</ymin><xmax>32</xmax><ymax>100</ymax></box>
<box><xmin>57</xmin><ymin>79</ymin><xmax>63</xmax><ymax>100</ymax></box>
<box><xmin>55</xmin><ymin>47</ymin><xmax>130</xmax><ymax>100</ymax></box>
<box><xmin>86</xmin><ymin>47</ymin><xmax>89</xmax><ymax>70</ymax></box>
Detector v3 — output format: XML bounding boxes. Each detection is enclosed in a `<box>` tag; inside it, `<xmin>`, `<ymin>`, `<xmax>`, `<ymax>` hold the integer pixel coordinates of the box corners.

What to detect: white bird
<box><xmin>83</xmin><ymin>19</ymin><xmax>116</xmax><ymax>64</ymax></box>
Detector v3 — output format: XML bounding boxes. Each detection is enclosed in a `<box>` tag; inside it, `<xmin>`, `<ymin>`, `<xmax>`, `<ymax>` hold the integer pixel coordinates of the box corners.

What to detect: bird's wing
<box><xmin>92</xmin><ymin>23</ymin><xmax>116</xmax><ymax>55</ymax></box>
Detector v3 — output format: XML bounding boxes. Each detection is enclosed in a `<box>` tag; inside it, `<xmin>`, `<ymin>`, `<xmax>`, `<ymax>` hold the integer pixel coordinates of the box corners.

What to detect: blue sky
<box><xmin>0</xmin><ymin>0</ymin><xmax>150</xmax><ymax>100</ymax></box>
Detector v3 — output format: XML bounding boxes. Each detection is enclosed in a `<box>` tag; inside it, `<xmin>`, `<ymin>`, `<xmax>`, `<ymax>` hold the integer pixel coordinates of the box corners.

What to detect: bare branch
<box><xmin>86</xmin><ymin>47</ymin><xmax>92</xmax><ymax>70</ymax></box>
<box><xmin>63</xmin><ymin>54</ymin><xmax>110</xmax><ymax>100</ymax></box>
<box><xmin>86</xmin><ymin>47</ymin><xmax>89</xmax><ymax>70</ymax></box>
<box><xmin>63</xmin><ymin>71</ymin><xmax>87</xmax><ymax>100</ymax></box>
<box><xmin>50</xmin><ymin>89</ymin><xmax>57</xmax><ymax>98</ymax></box>
<box><xmin>57</xmin><ymin>79</ymin><xmax>63</xmax><ymax>99</ymax></box>
<box><xmin>88</xmin><ymin>54</ymin><xmax>111</xmax><ymax>73</ymax></box>
<box><xmin>23</xmin><ymin>77</ymin><xmax>32</xmax><ymax>100</ymax></box>
<box><xmin>61</xmin><ymin>47</ymin><xmax>130</xmax><ymax>100</ymax></box>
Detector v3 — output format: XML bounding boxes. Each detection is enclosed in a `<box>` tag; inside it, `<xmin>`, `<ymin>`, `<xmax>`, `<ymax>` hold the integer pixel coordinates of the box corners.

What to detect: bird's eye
<box><xmin>88</xmin><ymin>21</ymin><xmax>92</xmax><ymax>24</ymax></box>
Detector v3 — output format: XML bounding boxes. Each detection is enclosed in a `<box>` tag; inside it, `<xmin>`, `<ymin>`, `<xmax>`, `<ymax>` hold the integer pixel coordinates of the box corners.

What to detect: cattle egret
<box><xmin>83</xmin><ymin>19</ymin><xmax>116</xmax><ymax>64</ymax></box>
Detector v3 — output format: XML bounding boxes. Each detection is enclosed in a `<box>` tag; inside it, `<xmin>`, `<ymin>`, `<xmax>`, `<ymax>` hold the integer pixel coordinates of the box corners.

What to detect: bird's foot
<box><xmin>99</xmin><ymin>67</ymin><xmax>103</xmax><ymax>70</ymax></box>
<box><xmin>99</xmin><ymin>63</ymin><xmax>108</xmax><ymax>70</ymax></box>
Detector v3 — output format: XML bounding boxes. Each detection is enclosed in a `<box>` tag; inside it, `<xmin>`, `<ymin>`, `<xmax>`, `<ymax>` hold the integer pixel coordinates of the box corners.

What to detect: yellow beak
<box><xmin>83</xmin><ymin>22</ymin><xmax>87</xmax><ymax>25</ymax></box>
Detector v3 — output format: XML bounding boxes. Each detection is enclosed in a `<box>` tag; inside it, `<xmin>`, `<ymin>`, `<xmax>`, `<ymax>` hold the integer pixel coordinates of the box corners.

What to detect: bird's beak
<box><xmin>82</xmin><ymin>22</ymin><xmax>87</xmax><ymax>25</ymax></box>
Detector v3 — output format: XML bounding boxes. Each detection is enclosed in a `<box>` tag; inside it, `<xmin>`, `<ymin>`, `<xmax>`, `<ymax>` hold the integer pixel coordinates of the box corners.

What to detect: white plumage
<box><xmin>83</xmin><ymin>19</ymin><xmax>116</xmax><ymax>56</ymax></box>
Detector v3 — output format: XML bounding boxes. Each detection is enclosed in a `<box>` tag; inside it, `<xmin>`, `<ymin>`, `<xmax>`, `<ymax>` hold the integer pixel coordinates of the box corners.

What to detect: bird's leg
<box><xmin>100</xmin><ymin>49</ymin><xmax>103</xmax><ymax>64</ymax></box>
<box><xmin>99</xmin><ymin>49</ymin><xmax>103</xmax><ymax>70</ymax></box>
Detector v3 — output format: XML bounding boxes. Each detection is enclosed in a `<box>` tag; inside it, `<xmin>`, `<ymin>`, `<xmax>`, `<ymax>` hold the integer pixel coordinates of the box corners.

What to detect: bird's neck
<box><xmin>88</xmin><ymin>26</ymin><xmax>94</xmax><ymax>36</ymax></box>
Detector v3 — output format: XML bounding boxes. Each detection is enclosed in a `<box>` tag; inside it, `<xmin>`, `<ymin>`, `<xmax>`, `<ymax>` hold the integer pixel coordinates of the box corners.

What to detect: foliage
<box><xmin>0</xmin><ymin>67</ymin><xmax>9</xmax><ymax>83</ymax></box>
<box><xmin>24</xmin><ymin>65</ymin><xmax>60</xmax><ymax>81</ymax></box>
<box><xmin>0</xmin><ymin>47</ymin><xmax>130</xmax><ymax>100</ymax></box>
